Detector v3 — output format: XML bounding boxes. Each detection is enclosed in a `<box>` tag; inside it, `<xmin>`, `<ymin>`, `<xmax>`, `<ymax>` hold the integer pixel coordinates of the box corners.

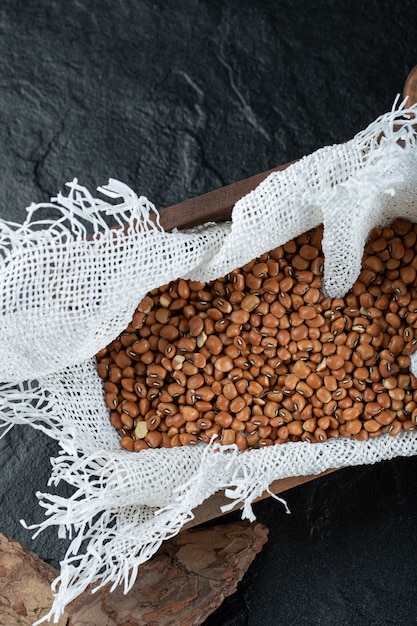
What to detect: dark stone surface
<box><xmin>0</xmin><ymin>1</ymin><xmax>417</xmax><ymax>624</ymax></box>
<box><xmin>204</xmin><ymin>458</ymin><xmax>417</xmax><ymax>625</ymax></box>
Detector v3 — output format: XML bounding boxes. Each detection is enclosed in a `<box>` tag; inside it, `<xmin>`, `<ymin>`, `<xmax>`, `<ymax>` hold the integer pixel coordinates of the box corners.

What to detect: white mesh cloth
<box><xmin>2</xmin><ymin>100</ymin><xmax>417</xmax><ymax>623</ymax></box>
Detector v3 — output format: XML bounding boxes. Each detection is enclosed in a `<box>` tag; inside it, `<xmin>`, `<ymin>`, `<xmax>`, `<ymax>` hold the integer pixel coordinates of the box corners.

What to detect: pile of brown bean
<box><xmin>96</xmin><ymin>218</ymin><xmax>417</xmax><ymax>452</ymax></box>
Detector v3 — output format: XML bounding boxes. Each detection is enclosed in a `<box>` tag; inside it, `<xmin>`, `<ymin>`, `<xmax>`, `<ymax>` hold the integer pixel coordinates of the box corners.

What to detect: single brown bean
<box><xmin>214</xmin><ymin>411</ymin><xmax>233</xmax><ymax>428</ymax></box>
<box><xmin>279</xmin><ymin>276</ymin><xmax>293</xmax><ymax>293</ymax></box>
<box><xmin>104</xmin><ymin>381</ymin><xmax>120</xmax><ymax>396</ymax></box>
<box><xmin>346</xmin><ymin>419</ymin><xmax>362</xmax><ymax>435</ymax></box>
<box><xmin>276</xmin><ymin>425</ymin><xmax>288</xmax><ymax>440</ymax></box>
<box><xmin>363</xmin><ymin>419</ymin><xmax>380</xmax><ymax>433</ymax></box>
<box><xmin>304</xmin><ymin>373</ymin><xmax>321</xmax><ymax>390</ymax></box>
<box><xmin>324</xmin><ymin>375</ymin><xmax>337</xmax><ymax>392</ymax></box>
<box><xmin>181</xmin><ymin>405</ymin><xmax>199</xmax><ymax>422</ymax></box>
<box><xmin>179</xmin><ymin>433</ymin><xmax>198</xmax><ymax>446</ymax></box>
<box><xmin>241</xmin><ymin>294</ymin><xmax>261</xmax><ymax>312</ymax></box>
<box><xmin>292</xmin><ymin>360</ymin><xmax>311</xmax><ymax>379</ymax></box>
<box><xmin>120</xmin><ymin>436</ymin><xmax>134</xmax><ymax>451</ymax></box>
<box><xmin>326</xmin><ymin>354</ymin><xmax>344</xmax><ymax>370</ymax></box>
<box><xmin>205</xmin><ymin>335</ymin><xmax>223</xmax><ymax>355</ymax></box>
<box><xmin>189</xmin><ymin>315</ymin><xmax>205</xmax><ymax>337</ymax></box>
<box><xmin>343</xmin><ymin>407</ymin><xmax>361</xmax><ymax>421</ymax></box>
<box><xmin>375</xmin><ymin>410</ymin><xmax>394</xmax><ymax>426</ymax></box>
<box><xmin>185</xmin><ymin>420</ymin><xmax>200</xmax><ymax>435</ymax></box>
<box><xmin>354</xmin><ymin>367</ymin><xmax>369</xmax><ymax>381</ymax></box>
<box><xmin>388</xmin><ymin>335</ymin><xmax>405</xmax><ymax>356</ymax></box>
<box><xmin>121</xmin><ymin>401</ymin><xmax>140</xmax><ymax>418</ymax></box>
<box><xmin>287</xmin><ymin>421</ymin><xmax>304</xmax><ymax>436</ymax></box>
<box><xmin>229</xmin><ymin>396</ymin><xmax>246</xmax><ymax>414</ymax></box>
<box><xmin>221</xmin><ymin>429</ymin><xmax>236</xmax><ymax>445</ymax></box>
<box><xmin>316</xmin><ymin>387</ymin><xmax>332</xmax><ymax>404</ymax></box>
<box><xmin>185</xmin><ymin>373</ymin><xmax>204</xmax><ymax>389</ymax></box>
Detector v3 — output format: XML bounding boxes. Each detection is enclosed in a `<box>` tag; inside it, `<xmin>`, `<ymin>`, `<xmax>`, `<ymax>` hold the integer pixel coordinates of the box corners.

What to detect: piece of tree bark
<box><xmin>0</xmin><ymin>521</ymin><xmax>268</xmax><ymax>626</ymax></box>
<box><xmin>0</xmin><ymin>533</ymin><xmax>68</xmax><ymax>626</ymax></box>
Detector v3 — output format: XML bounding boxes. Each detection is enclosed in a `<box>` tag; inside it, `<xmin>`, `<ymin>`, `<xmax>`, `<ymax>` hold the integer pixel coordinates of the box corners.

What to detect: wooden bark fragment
<box><xmin>0</xmin><ymin>533</ymin><xmax>68</xmax><ymax>626</ymax></box>
<box><xmin>0</xmin><ymin>521</ymin><xmax>268</xmax><ymax>626</ymax></box>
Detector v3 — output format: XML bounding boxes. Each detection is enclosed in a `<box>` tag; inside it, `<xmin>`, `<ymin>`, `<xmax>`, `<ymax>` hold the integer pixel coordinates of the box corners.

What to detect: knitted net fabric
<box><xmin>1</xmin><ymin>102</ymin><xmax>417</xmax><ymax>623</ymax></box>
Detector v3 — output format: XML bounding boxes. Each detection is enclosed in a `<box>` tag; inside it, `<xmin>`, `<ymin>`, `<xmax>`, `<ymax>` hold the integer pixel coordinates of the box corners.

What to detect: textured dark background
<box><xmin>1</xmin><ymin>1</ymin><xmax>417</xmax><ymax>624</ymax></box>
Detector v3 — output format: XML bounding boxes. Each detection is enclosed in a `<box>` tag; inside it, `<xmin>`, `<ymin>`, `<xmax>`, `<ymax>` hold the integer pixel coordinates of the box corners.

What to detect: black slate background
<box><xmin>1</xmin><ymin>1</ymin><xmax>417</xmax><ymax>624</ymax></box>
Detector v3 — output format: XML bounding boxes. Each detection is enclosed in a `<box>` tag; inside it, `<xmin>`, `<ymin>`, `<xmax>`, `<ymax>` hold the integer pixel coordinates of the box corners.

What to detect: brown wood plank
<box><xmin>158</xmin><ymin>162</ymin><xmax>293</xmax><ymax>232</ymax></box>
<box><xmin>403</xmin><ymin>64</ymin><xmax>417</xmax><ymax>106</ymax></box>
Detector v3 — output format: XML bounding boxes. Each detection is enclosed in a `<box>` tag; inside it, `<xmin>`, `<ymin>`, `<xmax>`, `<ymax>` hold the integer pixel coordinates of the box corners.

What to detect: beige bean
<box><xmin>214</xmin><ymin>356</ymin><xmax>234</xmax><ymax>372</ymax></box>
